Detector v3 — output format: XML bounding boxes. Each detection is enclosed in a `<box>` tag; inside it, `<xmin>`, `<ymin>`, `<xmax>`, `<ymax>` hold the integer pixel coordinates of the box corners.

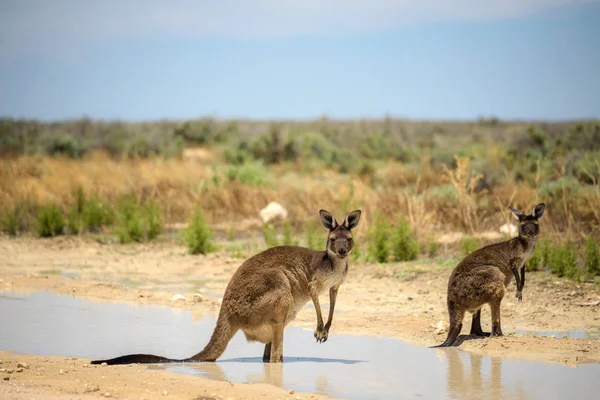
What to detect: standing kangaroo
<box><xmin>91</xmin><ymin>209</ymin><xmax>361</xmax><ymax>365</ymax></box>
<box><xmin>434</xmin><ymin>203</ymin><xmax>545</xmax><ymax>348</ymax></box>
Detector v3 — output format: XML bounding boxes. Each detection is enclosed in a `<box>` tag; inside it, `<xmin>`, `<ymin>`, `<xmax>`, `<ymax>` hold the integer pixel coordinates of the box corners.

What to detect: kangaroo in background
<box><xmin>91</xmin><ymin>209</ymin><xmax>361</xmax><ymax>365</ymax></box>
<box><xmin>434</xmin><ymin>203</ymin><xmax>545</xmax><ymax>348</ymax></box>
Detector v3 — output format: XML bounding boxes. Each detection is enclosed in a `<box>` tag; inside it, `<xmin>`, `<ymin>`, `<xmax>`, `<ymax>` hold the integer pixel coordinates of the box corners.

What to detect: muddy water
<box><xmin>1</xmin><ymin>291</ymin><xmax>599</xmax><ymax>400</ymax></box>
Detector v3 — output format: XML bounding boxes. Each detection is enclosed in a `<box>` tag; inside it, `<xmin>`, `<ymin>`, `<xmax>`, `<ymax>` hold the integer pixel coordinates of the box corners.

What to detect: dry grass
<box><xmin>0</xmin><ymin>148</ymin><xmax>597</xmax><ymax>244</ymax></box>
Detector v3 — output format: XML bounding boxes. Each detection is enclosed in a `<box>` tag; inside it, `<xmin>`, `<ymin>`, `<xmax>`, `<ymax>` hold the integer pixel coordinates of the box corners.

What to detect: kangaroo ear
<box><xmin>532</xmin><ymin>203</ymin><xmax>545</xmax><ymax>219</ymax></box>
<box><xmin>508</xmin><ymin>206</ymin><xmax>524</xmax><ymax>221</ymax></box>
<box><xmin>319</xmin><ymin>209</ymin><xmax>338</xmax><ymax>231</ymax></box>
<box><xmin>343</xmin><ymin>210</ymin><xmax>361</xmax><ymax>230</ymax></box>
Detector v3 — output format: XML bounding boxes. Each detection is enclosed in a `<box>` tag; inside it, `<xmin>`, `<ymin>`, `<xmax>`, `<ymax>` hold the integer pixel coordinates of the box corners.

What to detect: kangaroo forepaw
<box><xmin>314</xmin><ymin>328</ymin><xmax>329</xmax><ymax>343</ymax></box>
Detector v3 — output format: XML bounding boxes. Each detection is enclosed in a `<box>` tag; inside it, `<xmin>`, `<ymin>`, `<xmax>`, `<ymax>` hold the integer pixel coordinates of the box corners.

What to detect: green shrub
<box><xmin>180</xmin><ymin>205</ymin><xmax>216</xmax><ymax>255</ymax></box>
<box><xmin>262</xmin><ymin>222</ymin><xmax>279</xmax><ymax>247</ymax></box>
<box><xmin>427</xmin><ymin>236</ymin><xmax>439</xmax><ymax>258</ymax></box>
<box><xmin>458</xmin><ymin>236</ymin><xmax>481</xmax><ymax>257</ymax></box>
<box><xmin>36</xmin><ymin>203</ymin><xmax>65</xmax><ymax>237</ymax></box>
<box><xmin>83</xmin><ymin>196</ymin><xmax>115</xmax><ymax>232</ymax></box>
<box><xmin>115</xmin><ymin>196</ymin><xmax>143</xmax><ymax>243</ymax></box>
<box><xmin>527</xmin><ymin>238</ymin><xmax>551</xmax><ymax>271</ymax></box>
<box><xmin>305</xmin><ymin>220</ymin><xmax>321</xmax><ymax>250</ymax></box>
<box><xmin>282</xmin><ymin>219</ymin><xmax>297</xmax><ymax>246</ymax></box>
<box><xmin>549</xmin><ymin>241</ymin><xmax>579</xmax><ymax>278</ymax></box>
<box><xmin>226</xmin><ymin>161</ymin><xmax>271</xmax><ymax>187</ymax></box>
<box><xmin>367</xmin><ymin>212</ymin><xmax>390</xmax><ymax>263</ymax></box>
<box><xmin>390</xmin><ymin>214</ymin><xmax>419</xmax><ymax>261</ymax></box>
<box><xmin>584</xmin><ymin>236</ymin><xmax>600</xmax><ymax>276</ymax></box>
<box><xmin>2</xmin><ymin>204</ymin><xmax>28</xmax><ymax>236</ymax></box>
<box><xmin>142</xmin><ymin>199</ymin><xmax>163</xmax><ymax>241</ymax></box>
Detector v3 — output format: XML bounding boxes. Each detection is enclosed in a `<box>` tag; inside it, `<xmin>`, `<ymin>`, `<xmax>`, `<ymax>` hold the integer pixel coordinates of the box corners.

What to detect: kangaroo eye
<box><xmin>347</xmin><ymin>238</ymin><xmax>353</xmax><ymax>242</ymax></box>
<box><xmin>330</xmin><ymin>238</ymin><xmax>335</xmax><ymax>243</ymax></box>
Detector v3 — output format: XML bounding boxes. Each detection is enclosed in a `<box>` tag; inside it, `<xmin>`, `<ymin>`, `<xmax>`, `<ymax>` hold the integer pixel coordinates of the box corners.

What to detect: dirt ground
<box><xmin>1</xmin><ymin>235</ymin><xmax>600</xmax><ymax>400</ymax></box>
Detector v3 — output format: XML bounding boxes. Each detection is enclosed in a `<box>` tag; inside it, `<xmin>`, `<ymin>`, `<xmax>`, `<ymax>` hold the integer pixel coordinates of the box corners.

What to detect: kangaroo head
<box><xmin>319</xmin><ymin>209</ymin><xmax>362</xmax><ymax>259</ymax></box>
<box><xmin>508</xmin><ymin>203</ymin><xmax>545</xmax><ymax>238</ymax></box>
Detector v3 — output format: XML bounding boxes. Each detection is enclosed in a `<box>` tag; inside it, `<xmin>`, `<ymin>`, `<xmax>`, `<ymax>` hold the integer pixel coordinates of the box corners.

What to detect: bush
<box><xmin>390</xmin><ymin>214</ymin><xmax>419</xmax><ymax>261</ymax></box>
<box><xmin>226</xmin><ymin>161</ymin><xmax>271</xmax><ymax>187</ymax></box>
<box><xmin>83</xmin><ymin>196</ymin><xmax>115</xmax><ymax>232</ymax></box>
<box><xmin>305</xmin><ymin>220</ymin><xmax>321</xmax><ymax>250</ymax></box>
<box><xmin>367</xmin><ymin>212</ymin><xmax>390</xmax><ymax>263</ymax></box>
<box><xmin>527</xmin><ymin>238</ymin><xmax>550</xmax><ymax>271</ymax></box>
<box><xmin>584</xmin><ymin>236</ymin><xmax>600</xmax><ymax>276</ymax></box>
<box><xmin>458</xmin><ymin>236</ymin><xmax>481</xmax><ymax>257</ymax></box>
<box><xmin>549</xmin><ymin>241</ymin><xmax>579</xmax><ymax>278</ymax></box>
<box><xmin>426</xmin><ymin>235</ymin><xmax>439</xmax><ymax>258</ymax></box>
<box><xmin>36</xmin><ymin>203</ymin><xmax>65</xmax><ymax>237</ymax></box>
<box><xmin>115</xmin><ymin>196</ymin><xmax>143</xmax><ymax>243</ymax></box>
<box><xmin>2</xmin><ymin>204</ymin><xmax>28</xmax><ymax>236</ymax></box>
<box><xmin>282</xmin><ymin>220</ymin><xmax>297</xmax><ymax>246</ymax></box>
<box><xmin>261</xmin><ymin>222</ymin><xmax>279</xmax><ymax>247</ymax></box>
<box><xmin>142</xmin><ymin>199</ymin><xmax>163</xmax><ymax>241</ymax></box>
<box><xmin>180</xmin><ymin>205</ymin><xmax>216</xmax><ymax>255</ymax></box>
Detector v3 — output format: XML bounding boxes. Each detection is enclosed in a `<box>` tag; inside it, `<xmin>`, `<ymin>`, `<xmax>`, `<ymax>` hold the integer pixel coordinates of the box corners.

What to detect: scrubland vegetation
<box><xmin>1</xmin><ymin>117</ymin><xmax>599</xmax><ymax>281</ymax></box>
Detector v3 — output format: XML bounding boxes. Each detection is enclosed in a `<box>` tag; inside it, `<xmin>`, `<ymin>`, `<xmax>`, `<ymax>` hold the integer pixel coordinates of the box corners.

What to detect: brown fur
<box><xmin>91</xmin><ymin>209</ymin><xmax>361</xmax><ymax>365</ymax></box>
<box><xmin>434</xmin><ymin>203</ymin><xmax>545</xmax><ymax>347</ymax></box>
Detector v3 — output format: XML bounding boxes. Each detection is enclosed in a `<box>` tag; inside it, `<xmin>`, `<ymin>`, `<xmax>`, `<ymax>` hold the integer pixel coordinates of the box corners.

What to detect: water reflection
<box><xmin>1</xmin><ymin>291</ymin><xmax>599</xmax><ymax>400</ymax></box>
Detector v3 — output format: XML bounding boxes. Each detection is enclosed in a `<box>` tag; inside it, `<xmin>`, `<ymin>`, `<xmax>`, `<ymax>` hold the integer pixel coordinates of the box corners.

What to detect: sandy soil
<box><xmin>1</xmin><ymin>235</ymin><xmax>600</xmax><ymax>399</ymax></box>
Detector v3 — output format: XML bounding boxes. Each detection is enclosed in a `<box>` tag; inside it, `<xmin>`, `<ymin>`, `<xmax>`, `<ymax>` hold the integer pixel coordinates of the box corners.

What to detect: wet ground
<box><xmin>1</xmin><ymin>291</ymin><xmax>599</xmax><ymax>400</ymax></box>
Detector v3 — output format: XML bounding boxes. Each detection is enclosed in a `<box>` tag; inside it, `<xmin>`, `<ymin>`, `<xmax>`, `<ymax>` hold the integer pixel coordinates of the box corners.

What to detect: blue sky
<box><xmin>0</xmin><ymin>0</ymin><xmax>599</xmax><ymax>121</ymax></box>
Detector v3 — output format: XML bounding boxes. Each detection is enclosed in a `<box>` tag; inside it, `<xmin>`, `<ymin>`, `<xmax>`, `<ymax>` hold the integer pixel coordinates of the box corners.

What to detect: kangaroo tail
<box><xmin>90</xmin><ymin>314</ymin><xmax>236</xmax><ymax>365</ymax></box>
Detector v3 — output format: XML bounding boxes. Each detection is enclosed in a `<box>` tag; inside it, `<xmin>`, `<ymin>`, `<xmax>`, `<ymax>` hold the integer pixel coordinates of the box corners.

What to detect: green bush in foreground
<box><xmin>36</xmin><ymin>203</ymin><xmax>65</xmax><ymax>237</ymax></box>
<box><xmin>390</xmin><ymin>214</ymin><xmax>419</xmax><ymax>261</ymax></box>
<box><xmin>458</xmin><ymin>236</ymin><xmax>481</xmax><ymax>257</ymax></box>
<box><xmin>584</xmin><ymin>236</ymin><xmax>600</xmax><ymax>276</ymax></box>
<box><xmin>549</xmin><ymin>241</ymin><xmax>579</xmax><ymax>279</ymax></box>
<box><xmin>181</xmin><ymin>205</ymin><xmax>216</xmax><ymax>255</ymax></box>
<box><xmin>367</xmin><ymin>212</ymin><xmax>390</xmax><ymax>263</ymax></box>
<box><xmin>115</xmin><ymin>196</ymin><xmax>143</xmax><ymax>243</ymax></box>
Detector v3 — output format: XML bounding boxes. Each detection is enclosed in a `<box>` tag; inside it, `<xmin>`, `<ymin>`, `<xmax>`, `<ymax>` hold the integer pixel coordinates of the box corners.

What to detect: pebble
<box><xmin>3</xmin><ymin>377</ymin><xmax>8</xmax><ymax>381</ymax></box>
<box><xmin>193</xmin><ymin>294</ymin><xmax>204</xmax><ymax>303</ymax></box>
<box><xmin>84</xmin><ymin>384</ymin><xmax>101</xmax><ymax>393</ymax></box>
<box><xmin>59</xmin><ymin>369</ymin><xmax>66</xmax><ymax>374</ymax></box>
<box><xmin>162</xmin><ymin>390</ymin><xmax>169</xmax><ymax>396</ymax></box>
<box><xmin>17</xmin><ymin>362</ymin><xmax>29</xmax><ymax>369</ymax></box>
<box><xmin>16</xmin><ymin>368</ymin><xmax>23</xmax><ymax>373</ymax></box>
<box><xmin>289</xmin><ymin>390</ymin><xmax>295</xmax><ymax>394</ymax></box>
<box><xmin>103</xmin><ymin>392</ymin><xmax>112</xmax><ymax>397</ymax></box>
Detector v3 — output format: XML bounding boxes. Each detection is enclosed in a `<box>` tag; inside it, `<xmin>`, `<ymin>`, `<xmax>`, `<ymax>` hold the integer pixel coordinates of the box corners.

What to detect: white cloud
<box><xmin>0</xmin><ymin>0</ymin><xmax>596</xmax><ymax>56</ymax></box>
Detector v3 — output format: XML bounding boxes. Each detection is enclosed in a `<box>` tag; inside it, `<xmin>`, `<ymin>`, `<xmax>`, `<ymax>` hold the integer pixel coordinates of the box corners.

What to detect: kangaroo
<box><xmin>91</xmin><ymin>209</ymin><xmax>361</xmax><ymax>365</ymax></box>
<box><xmin>434</xmin><ymin>203</ymin><xmax>545</xmax><ymax>348</ymax></box>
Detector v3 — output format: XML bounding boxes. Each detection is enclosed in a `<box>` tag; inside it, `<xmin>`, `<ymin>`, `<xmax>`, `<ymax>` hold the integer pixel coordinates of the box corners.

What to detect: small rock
<box><xmin>5</xmin><ymin>368</ymin><xmax>14</xmax><ymax>374</ymax></box>
<box><xmin>103</xmin><ymin>392</ymin><xmax>112</xmax><ymax>397</ymax></box>
<box><xmin>3</xmin><ymin>376</ymin><xmax>8</xmax><ymax>381</ymax></box>
<box><xmin>171</xmin><ymin>294</ymin><xmax>186</xmax><ymax>302</ymax></box>
<box><xmin>218</xmin><ymin>396</ymin><xmax>224</xmax><ymax>399</ymax></box>
<box><xmin>16</xmin><ymin>368</ymin><xmax>23</xmax><ymax>373</ymax></box>
<box><xmin>0</xmin><ymin>368</ymin><xmax>5</xmax><ymax>373</ymax></box>
<box><xmin>162</xmin><ymin>390</ymin><xmax>169</xmax><ymax>396</ymax></box>
<box><xmin>296</xmin><ymin>397</ymin><xmax>301</xmax><ymax>400</ymax></box>
<box><xmin>84</xmin><ymin>384</ymin><xmax>101</xmax><ymax>393</ymax></box>
<box><xmin>407</xmin><ymin>297</ymin><xmax>414</xmax><ymax>301</ymax></box>
<box><xmin>101</xmin><ymin>362</ymin><xmax>107</xmax><ymax>366</ymax></box>
<box><xmin>59</xmin><ymin>369</ymin><xmax>66</xmax><ymax>374</ymax></box>
<box><xmin>193</xmin><ymin>294</ymin><xmax>204</xmax><ymax>303</ymax></box>
<box><xmin>17</xmin><ymin>362</ymin><xmax>29</xmax><ymax>369</ymax></box>
<box><xmin>289</xmin><ymin>390</ymin><xmax>295</xmax><ymax>394</ymax></box>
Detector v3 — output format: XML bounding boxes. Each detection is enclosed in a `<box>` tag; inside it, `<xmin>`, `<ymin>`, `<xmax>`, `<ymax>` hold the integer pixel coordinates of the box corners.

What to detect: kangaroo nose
<box><xmin>339</xmin><ymin>248</ymin><xmax>347</xmax><ymax>255</ymax></box>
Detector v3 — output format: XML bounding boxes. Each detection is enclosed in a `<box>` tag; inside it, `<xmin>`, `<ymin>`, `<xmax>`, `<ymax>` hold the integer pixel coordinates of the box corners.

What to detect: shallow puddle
<box><xmin>515</xmin><ymin>328</ymin><xmax>600</xmax><ymax>339</ymax></box>
<box><xmin>1</xmin><ymin>291</ymin><xmax>599</xmax><ymax>400</ymax></box>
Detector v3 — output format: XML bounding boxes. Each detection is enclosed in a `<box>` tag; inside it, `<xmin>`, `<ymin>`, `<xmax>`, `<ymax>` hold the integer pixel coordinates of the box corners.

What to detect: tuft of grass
<box><xmin>142</xmin><ymin>199</ymin><xmax>163</xmax><ymax>241</ymax></box>
<box><xmin>389</xmin><ymin>214</ymin><xmax>419</xmax><ymax>261</ymax></box>
<box><xmin>527</xmin><ymin>238</ymin><xmax>551</xmax><ymax>271</ymax></box>
<box><xmin>261</xmin><ymin>222</ymin><xmax>279</xmax><ymax>247</ymax></box>
<box><xmin>115</xmin><ymin>196</ymin><xmax>143</xmax><ymax>244</ymax></box>
<box><xmin>2</xmin><ymin>204</ymin><xmax>27</xmax><ymax>236</ymax></box>
<box><xmin>458</xmin><ymin>236</ymin><xmax>481</xmax><ymax>257</ymax></box>
<box><xmin>304</xmin><ymin>219</ymin><xmax>321</xmax><ymax>250</ymax></box>
<box><xmin>83</xmin><ymin>196</ymin><xmax>115</xmax><ymax>232</ymax></box>
<box><xmin>549</xmin><ymin>241</ymin><xmax>579</xmax><ymax>278</ymax></box>
<box><xmin>36</xmin><ymin>203</ymin><xmax>65</xmax><ymax>237</ymax></box>
<box><xmin>584</xmin><ymin>236</ymin><xmax>600</xmax><ymax>276</ymax></box>
<box><xmin>367</xmin><ymin>211</ymin><xmax>391</xmax><ymax>263</ymax></box>
<box><xmin>282</xmin><ymin>219</ymin><xmax>298</xmax><ymax>246</ymax></box>
<box><xmin>426</xmin><ymin>235</ymin><xmax>439</xmax><ymax>258</ymax></box>
<box><xmin>180</xmin><ymin>205</ymin><xmax>216</xmax><ymax>255</ymax></box>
